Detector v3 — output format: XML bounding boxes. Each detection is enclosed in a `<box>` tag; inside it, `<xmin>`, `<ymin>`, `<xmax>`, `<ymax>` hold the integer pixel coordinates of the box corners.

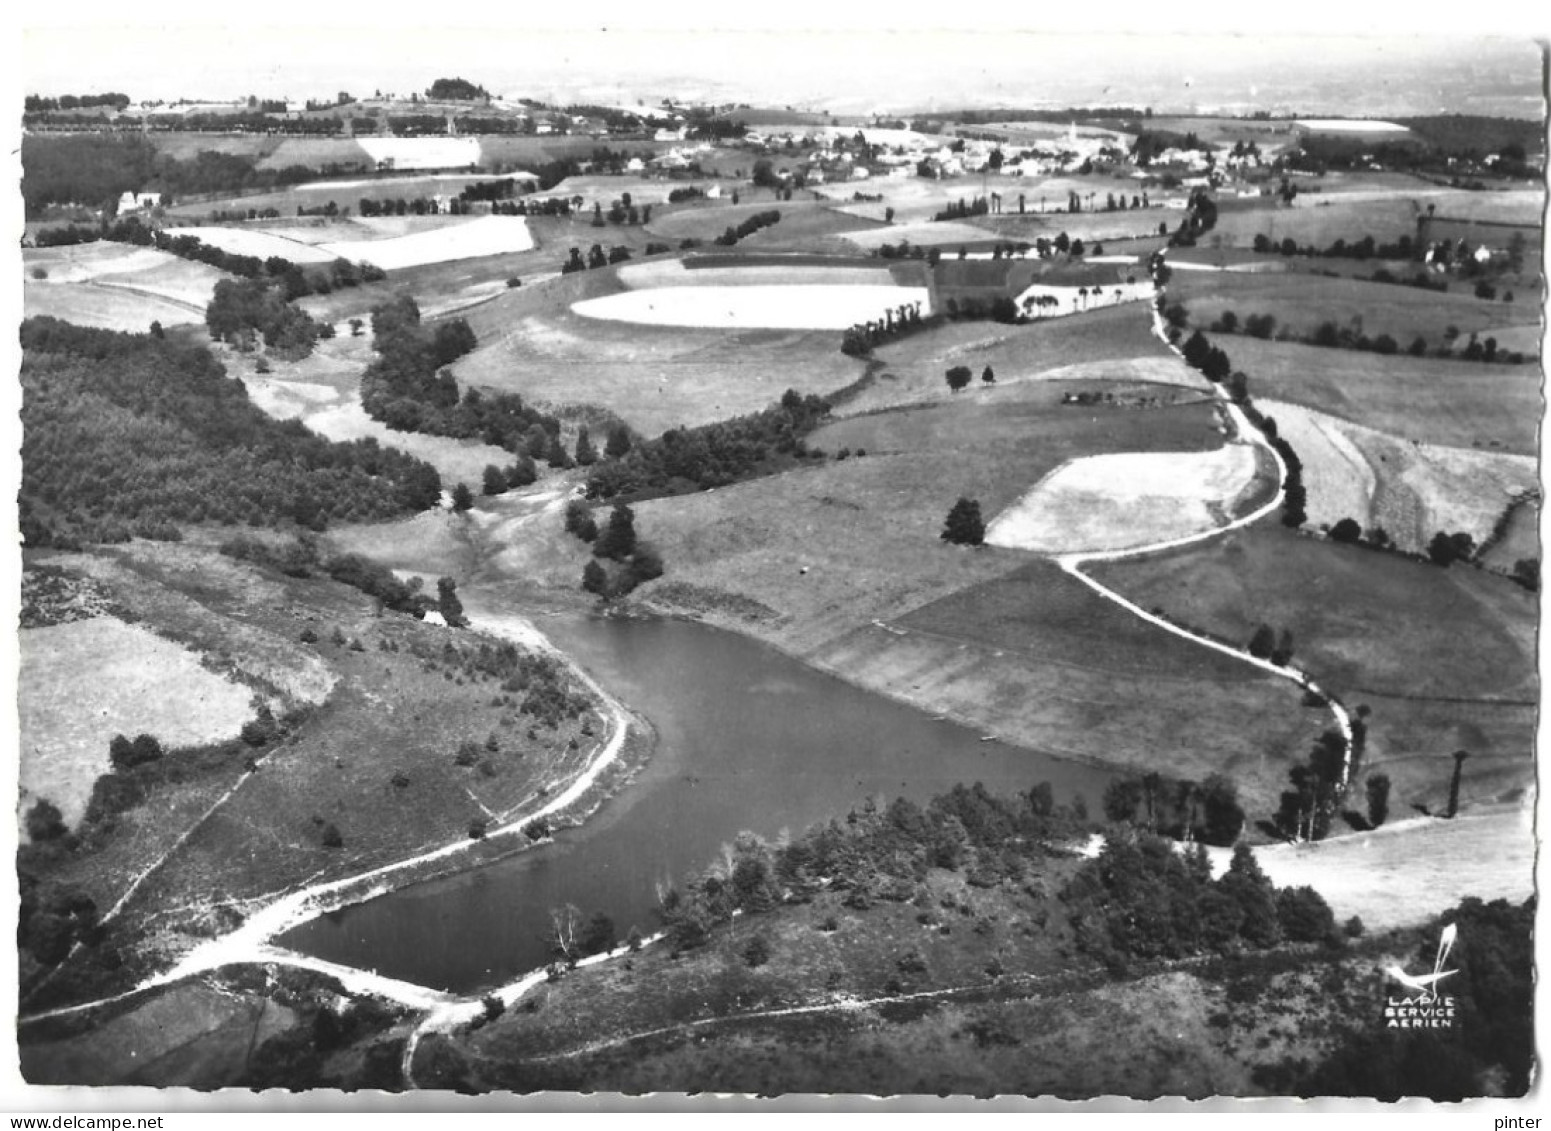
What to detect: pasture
<box><xmin>19</xmin><ymin>617</ymin><xmax>256</xmax><ymax>829</ymax></box>
<box><xmin>23</xmin><ymin>283</ymin><xmax>204</xmax><ymax>332</ymax></box>
<box><xmin>833</xmin><ymin>301</ymin><xmax>1202</xmax><ymax>415</ymax></box>
<box><xmin>984</xmin><ymin>442</ymin><xmax>1259</xmax><ymax>555</ymax></box>
<box><xmin>1168</xmin><ymin>270</ymin><xmax>1541</xmax><ymax>357</ymax></box>
<box><xmin>1088</xmin><ymin>522</ymin><xmax>1538</xmax><ymax>704</ymax></box>
<box><xmin>1224</xmin><ymin>337</ymin><xmax>1540</xmax><ymax>455</ymax></box>
<box><xmin>630</xmin><ymin>387</ymin><xmax>1321</xmax><ymax>808</ymax></box>
<box><xmin>643</xmin><ymin>197</ymin><xmax>870</xmax><ymax>248</ymax></box>
<box><xmin>453</xmin><ymin>267</ymin><xmax>867</xmax><ymax>435</ymax></box>
<box><xmin>23</xmin><ymin>242</ymin><xmax>233</xmax><ymax>329</ymax></box>
<box><xmin>1261</xmin><ymin>396</ymin><xmax>1540</xmax><ymax>555</ymax></box>
<box><xmin>1088</xmin><ymin>524</ymin><xmax>1538</xmax><ymax>811</ymax></box>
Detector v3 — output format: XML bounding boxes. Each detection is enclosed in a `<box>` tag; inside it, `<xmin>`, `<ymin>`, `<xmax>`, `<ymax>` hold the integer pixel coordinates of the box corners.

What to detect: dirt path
<box><xmin>1052</xmin><ymin>270</ymin><xmax>1354</xmax><ymax>788</ymax></box>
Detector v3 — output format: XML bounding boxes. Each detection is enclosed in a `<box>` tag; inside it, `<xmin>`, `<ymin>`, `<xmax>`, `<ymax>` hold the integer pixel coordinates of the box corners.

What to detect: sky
<box><xmin>14</xmin><ymin>13</ymin><xmax>1550</xmax><ymax>119</ymax></box>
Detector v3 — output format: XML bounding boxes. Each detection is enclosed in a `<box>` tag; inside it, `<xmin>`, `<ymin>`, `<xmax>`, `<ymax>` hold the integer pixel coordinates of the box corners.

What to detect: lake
<box><xmin>279</xmin><ymin>614</ymin><xmax>1112</xmax><ymax>992</ymax></box>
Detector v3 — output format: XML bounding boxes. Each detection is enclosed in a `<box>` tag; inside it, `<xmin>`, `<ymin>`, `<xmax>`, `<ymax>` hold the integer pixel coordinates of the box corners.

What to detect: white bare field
<box><xmin>987</xmin><ymin>444</ymin><xmax>1259</xmax><ymax>554</ymax></box>
<box><xmin>617</xmin><ymin>258</ymin><xmax>897</xmax><ymax>289</ymax></box>
<box><xmin>356</xmin><ymin>137</ymin><xmax>482</xmax><ymax>171</ymax></box>
<box><xmin>1294</xmin><ymin>119</ymin><xmax>1409</xmax><ymax>132</ymax></box>
<box><xmin>319</xmin><ymin>215</ymin><xmax>534</xmax><ymax>270</ymax></box>
<box><xmin>572</xmin><ymin>283</ymin><xmax>930</xmax><ymax>330</ymax></box>
<box><xmin>175</xmin><ymin>226</ymin><xmax>340</xmax><ymax>264</ymax></box>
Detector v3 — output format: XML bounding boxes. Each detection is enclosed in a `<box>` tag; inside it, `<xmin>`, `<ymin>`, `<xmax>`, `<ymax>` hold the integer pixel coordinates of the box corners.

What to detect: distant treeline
<box><xmin>19</xmin><ymin>318</ymin><xmax>442</xmax><ymax>547</ymax></box>
<box><xmin>25</xmin><ymin>92</ymin><xmax>132</xmax><ymax>113</ymax></box>
<box><xmin>21</xmin><ymin>133</ymin><xmax>328</xmax><ymax>216</ymax></box>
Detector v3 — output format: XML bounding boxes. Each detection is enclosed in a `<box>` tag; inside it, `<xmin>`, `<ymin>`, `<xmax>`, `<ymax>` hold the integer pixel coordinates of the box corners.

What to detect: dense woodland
<box><xmin>583</xmin><ymin>389</ymin><xmax>835</xmax><ymax>501</ymax></box>
<box><xmin>19</xmin><ymin>318</ymin><xmax>442</xmax><ymax>546</ymax></box>
<box><xmin>358</xmin><ymin>295</ymin><xmax>565</xmax><ymax>458</ymax></box>
<box><xmin>21</xmin><ymin>134</ymin><xmax>329</xmax><ymax>216</ymax></box>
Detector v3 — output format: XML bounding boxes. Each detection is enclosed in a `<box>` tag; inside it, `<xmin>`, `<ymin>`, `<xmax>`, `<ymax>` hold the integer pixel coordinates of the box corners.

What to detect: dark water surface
<box><xmin>280</xmin><ymin>615</ymin><xmax>1112</xmax><ymax>992</ymax></box>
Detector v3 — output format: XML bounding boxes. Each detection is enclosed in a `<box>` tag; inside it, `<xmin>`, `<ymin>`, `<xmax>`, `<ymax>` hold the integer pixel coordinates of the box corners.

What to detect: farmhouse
<box><xmin>116</xmin><ymin>191</ymin><xmax>162</xmax><ymax>213</ymax></box>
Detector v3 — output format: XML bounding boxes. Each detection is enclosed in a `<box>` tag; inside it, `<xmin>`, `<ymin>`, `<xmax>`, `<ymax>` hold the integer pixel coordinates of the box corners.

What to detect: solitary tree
<box><xmin>941</xmin><ymin>497</ymin><xmax>985</xmax><ymax>546</ymax></box>
<box><xmin>1247</xmin><ymin>624</ymin><xmax>1276</xmax><ymax>659</ymax></box>
<box><xmin>450</xmin><ymin>482</ymin><xmax>475</xmax><ymax>512</ymax></box>
<box><xmin>437</xmin><ymin>577</ymin><xmax>467</xmax><ymax>627</ymax></box>
<box><xmin>481</xmin><ymin>465</ymin><xmax>508</xmax><ymax>496</ymax></box>
<box><xmin>945</xmin><ymin>365</ymin><xmax>973</xmax><ymax>393</ymax></box>
<box><xmin>1329</xmin><ymin>517</ymin><xmax>1362</xmax><ymax>544</ymax></box>
<box><xmin>1446</xmin><ymin>750</ymin><xmax>1470</xmax><ymax>818</ymax></box>
<box><xmin>594</xmin><ymin>503</ymin><xmax>638</xmax><ymax>561</ymax></box>
<box><xmin>1365</xmin><ymin>772</ymin><xmax>1391</xmax><ymax>828</ymax></box>
<box><xmin>604</xmin><ymin>424</ymin><xmax>633</xmax><ymax>459</ymax></box>
<box><xmin>25</xmin><ymin>799</ymin><xmax>68</xmax><ymax>843</ymax></box>
<box><xmin>981</xmin><ymin>365</ymin><xmax>995</xmax><ymax>385</ymax></box>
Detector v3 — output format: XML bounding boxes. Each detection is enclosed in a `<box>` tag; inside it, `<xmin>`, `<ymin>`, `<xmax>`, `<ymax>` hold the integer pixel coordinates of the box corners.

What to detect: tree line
<box><xmin>19</xmin><ymin>318</ymin><xmax>442</xmax><ymax>547</ymax></box>
<box><xmin>583</xmin><ymin>388</ymin><xmax>834</xmax><ymax>502</ymax></box>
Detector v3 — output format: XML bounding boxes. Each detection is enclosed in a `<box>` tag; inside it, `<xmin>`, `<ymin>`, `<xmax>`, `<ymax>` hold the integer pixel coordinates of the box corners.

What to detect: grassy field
<box><xmin>20</xmin><ymin>979</ymin><xmax>299</xmax><ymax>1086</ymax></box>
<box><xmin>985</xmin><ymin>441</ymin><xmax>1259</xmax><ymax>555</ymax></box>
<box><xmin>1208</xmin><ymin>197</ymin><xmax>1425</xmax><ymax>249</ymax></box>
<box><xmin>832</xmin><ymin>301</ymin><xmax>1204</xmax><ymax>416</ymax></box>
<box><xmin>1089</xmin><ymin>522</ymin><xmax>1537</xmax><ymax>702</ymax></box>
<box><xmin>23</xmin><ymin>283</ymin><xmax>204</xmax><ymax>331</ymax></box>
<box><xmin>1087</xmin><ymin>522</ymin><xmax>1537</xmax><ymax>809</ymax></box>
<box><xmin>1224</xmin><ymin>337</ymin><xmax>1540</xmax><ymax>455</ymax></box>
<box><xmin>25</xmin><ymin>538</ymin><xmax>606</xmax><ymax>982</ymax></box>
<box><xmin>622</xmin><ymin>381</ymin><xmax>1324</xmax><ymax>809</ymax></box>
<box><xmin>452</xmin><ymin>265</ymin><xmax>866</xmax><ymax>435</ymax></box>
<box><xmin>19</xmin><ymin>618</ymin><xmax>257</xmax><ymax>829</ymax></box>
<box><xmin>1479</xmin><ymin>497</ymin><xmax>1540</xmax><ymax>573</ymax></box>
<box><xmin>1168</xmin><ymin>271</ymin><xmax>1540</xmax><ymax>355</ymax></box>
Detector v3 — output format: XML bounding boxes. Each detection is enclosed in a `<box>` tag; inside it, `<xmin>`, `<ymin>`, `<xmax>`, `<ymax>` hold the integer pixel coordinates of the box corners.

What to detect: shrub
<box><xmin>321</xmin><ymin>822</ymin><xmax>344</xmax><ymax>848</ymax></box>
<box><xmin>741</xmin><ymin>934</ymin><xmax>771</xmax><ymax>968</ymax></box>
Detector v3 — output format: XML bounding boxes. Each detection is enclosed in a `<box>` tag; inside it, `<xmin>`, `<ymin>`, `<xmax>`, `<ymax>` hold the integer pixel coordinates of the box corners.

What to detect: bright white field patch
<box><xmin>618</xmin><ymin>258</ymin><xmax>897</xmax><ymax>289</ymax></box>
<box><xmin>19</xmin><ymin>618</ymin><xmax>257</xmax><ymax>828</ymax></box>
<box><xmin>987</xmin><ymin>445</ymin><xmax>1258</xmax><ymax>554</ymax></box>
<box><xmin>840</xmin><ymin>220</ymin><xmax>991</xmax><ymax>249</ymax></box>
<box><xmin>1296</xmin><ymin>119</ymin><xmax>1409</xmax><ymax>133</ymax></box>
<box><xmin>319</xmin><ymin>215</ymin><xmax>533</xmax><ymax>270</ymax></box>
<box><xmin>356</xmin><ymin>137</ymin><xmax>482</xmax><ymax>171</ymax></box>
<box><xmin>176</xmin><ymin>226</ymin><xmax>339</xmax><ymax>264</ymax></box>
<box><xmin>572</xmin><ymin>284</ymin><xmax>930</xmax><ymax>330</ymax></box>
